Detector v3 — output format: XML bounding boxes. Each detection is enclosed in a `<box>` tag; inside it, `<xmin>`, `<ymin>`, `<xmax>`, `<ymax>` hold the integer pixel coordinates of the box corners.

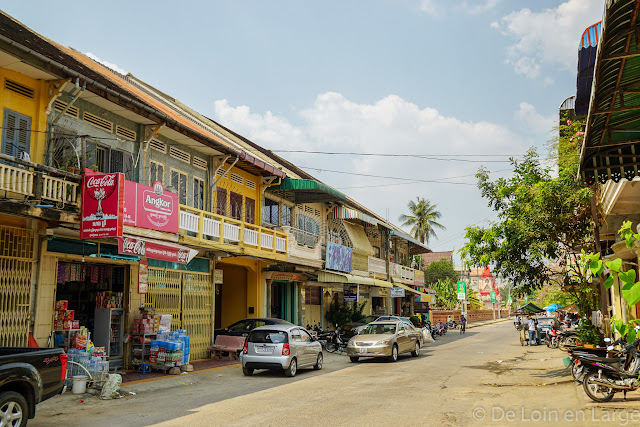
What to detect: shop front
<box><xmin>263</xmin><ymin>271</ymin><xmax>308</xmax><ymax>325</ymax></box>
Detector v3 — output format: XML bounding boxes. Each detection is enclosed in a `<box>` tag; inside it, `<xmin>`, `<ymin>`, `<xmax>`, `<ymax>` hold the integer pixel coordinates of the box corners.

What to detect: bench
<box><xmin>208</xmin><ymin>335</ymin><xmax>246</xmax><ymax>360</ymax></box>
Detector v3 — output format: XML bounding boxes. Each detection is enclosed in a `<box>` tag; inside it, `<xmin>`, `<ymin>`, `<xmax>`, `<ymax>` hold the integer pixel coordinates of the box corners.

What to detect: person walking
<box><xmin>528</xmin><ymin>316</ymin><xmax>537</xmax><ymax>346</ymax></box>
<box><xmin>460</xmin><ymin>314</ymin><xmax>467</xmax><ymax>334</ymax></box>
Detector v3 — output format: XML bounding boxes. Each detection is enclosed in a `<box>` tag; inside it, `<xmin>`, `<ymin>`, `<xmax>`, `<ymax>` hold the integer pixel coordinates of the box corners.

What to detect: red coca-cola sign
<box><xmin>118</xmin><ymin>237</ymin><xmax>197</xmax><ymax>265</ymax></box>
<box><xmin>81</xmin><ymin>172</ymin><xmax>124</xmax><ymax>239</ymax></box>
<box><xmin>123</xmin><ymin>180</ymin><xmax>178</xmax><ymax>233</ymax></box>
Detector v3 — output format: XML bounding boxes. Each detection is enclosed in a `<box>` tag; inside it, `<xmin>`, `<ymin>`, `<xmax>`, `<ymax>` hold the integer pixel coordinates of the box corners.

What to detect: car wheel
<box><xmin>411</xmin><ymin>342</ymin><xmax>420</xmax><ymax>357</ymax></box>
<box><xmin>389</xmin><ymin>344</ymin><xmax>398</xmax><ymax>362</ymax></box>
<box><xmin>0</xmin><ymin>391</ymin><xmax>27</xmax><ymax>427</ymax></box>
<box><xmin>349</xmin><ymin>356</ymin><xmax>359</xmax><ymax>363</ymax></box>
<box><xmin>314</xmin><ymin>353</ymin><xmax>323</xmax><ymax>370</ymax></box>
<box><xmin>285</xmin><ymin>358</ymin><xmax>297</xmax><ymax>377</ymax></box>
<box><xmin>242</xmin><ymin>367</ymin><xmax>254</xmax><ymax>376</ymax></box>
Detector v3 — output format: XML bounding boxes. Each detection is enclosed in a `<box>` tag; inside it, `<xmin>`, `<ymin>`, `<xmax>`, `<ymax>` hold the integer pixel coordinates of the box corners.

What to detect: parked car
<box><xmin>0</xmin><ymin>347</ymin><xmax>68</xmax><ymax>426</ymax></box>
<box><xmin>215</xmin><ymin>318</ymin><xmax>293</xmax><ymax>338</ymax></box>
<box><xmin>375</xmin><ymin>316</ymin><xmax>411</xmax><ymax>323</ymax></box>
<box><xmin>346</xmin><ymin>320</ymin><xmax>423</xmax><ymax>363</ymax></box>
<box><xmin>340</xmin><ymin>315</ymin><xmax>379</xmax><ymax>338</ymax></box>
<box><xmin>241</xmin><ymin>325</ymin><xmax>323</xmax><ymax>377</ymax></box>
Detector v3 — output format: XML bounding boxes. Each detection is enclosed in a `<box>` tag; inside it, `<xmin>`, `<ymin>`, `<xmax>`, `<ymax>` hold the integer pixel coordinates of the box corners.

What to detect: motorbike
<box><xmin>447</xmin><ymin>320</ymin><xmax>458</xmax><ymax>329</ymax></box>
<box><xmin>580</xmin><ymin>336</ymin><xmax>640</xmax><ymax>402</ymax></box>
<box><xmin>545</xmin><ymin>325</ymin><xmax>560</xmax><ymax>349</ymax></box>
<box><xmin>558</xmin><ymin>330</ymin><xmax>582</xmax><ymax>349</ymax></box>
<box><xmin>325</xmin><ymin>329</ymin><xmax>348</xmax><ymax>353</ymax></box>
<box><xmin>568</xmin><ymin>337</ymin><xmax>625</xmax><ymax>382</ymax></box>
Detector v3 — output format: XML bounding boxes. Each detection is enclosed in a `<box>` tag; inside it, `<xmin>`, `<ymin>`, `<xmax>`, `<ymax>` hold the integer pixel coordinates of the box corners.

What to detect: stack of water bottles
<box><xmin>65</xmin><ymin>348</ymin><xmax>109</xmax><ymax>386</ymax></box>
<box><xmin>149</xmin><ymin>329</ymin><xmax>190</xmax><ymax>368</ymax></box>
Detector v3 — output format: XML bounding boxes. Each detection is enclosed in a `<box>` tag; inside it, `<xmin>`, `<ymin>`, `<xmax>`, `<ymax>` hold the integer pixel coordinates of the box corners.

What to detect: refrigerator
<box><xmin>94</xmin><ymin>308</ymin><xmax>125</xmax><ymax>369</ymax></box>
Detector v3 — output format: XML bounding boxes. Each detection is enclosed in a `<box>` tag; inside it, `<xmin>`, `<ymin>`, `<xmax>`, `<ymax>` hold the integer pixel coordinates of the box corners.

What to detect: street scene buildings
<box><xmin>3</xmin><ymin>1</ymin><xmax>640</xmax><ymax>426</ymax></box>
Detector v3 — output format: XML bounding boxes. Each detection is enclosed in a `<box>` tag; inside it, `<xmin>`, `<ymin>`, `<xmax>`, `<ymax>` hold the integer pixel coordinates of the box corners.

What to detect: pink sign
<box><xmin>123</xmin><ymin>180</ymin><xmax>178</xmax><ymax>233</ymax></box>
<box><xmin>118</xmin><ymin>237</ymin><xmax>196</xmax><ymax>264</ymax></box>
<box><xmin>80</xmin><ymin>173</ymin><xmax>124</xmax><ymax>239</ymax></box>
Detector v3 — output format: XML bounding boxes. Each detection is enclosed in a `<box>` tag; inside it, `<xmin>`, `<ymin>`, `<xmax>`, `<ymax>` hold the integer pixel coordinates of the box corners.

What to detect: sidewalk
<box><xmin>120</xmin><ymin>357</ymin><xmax>239</xmax><ymax>385</ymax></box>
<box><xmin>467</xmin><ymin>316</ymin><xmax>511</xmax><ymax>329</ymax></box>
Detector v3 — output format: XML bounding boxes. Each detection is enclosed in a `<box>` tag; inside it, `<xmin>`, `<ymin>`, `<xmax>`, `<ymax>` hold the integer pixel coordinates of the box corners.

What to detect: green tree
<box><xmin>399</xmin><ymin>197</ymin><xmax>445</xmax><ymax>244</ymax></box>
<box><xmin>459</xmin><ymin>146</ymin><xmax>596</xmax><ymax>312</ymax></box>
<box><xmin>432</xmin><ymin>278</ymin><xmax>457</xmax><ymax>309</ymax></box>
<box><xmin>465</xmin><ymin>286</ymin><xmax>483</xmax><ymax>310</ymax></box>
<box><xmin>424</xmin><ymin>259</ymin><xmax>459</xmax><ymax>284</ymax></box>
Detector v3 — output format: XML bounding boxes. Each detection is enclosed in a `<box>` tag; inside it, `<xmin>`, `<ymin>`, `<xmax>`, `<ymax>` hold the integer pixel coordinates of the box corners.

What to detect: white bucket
<box><xmin>71</xmin><ymin>375</ymin><xmax>89</xmax><ymax>394</ymax></box>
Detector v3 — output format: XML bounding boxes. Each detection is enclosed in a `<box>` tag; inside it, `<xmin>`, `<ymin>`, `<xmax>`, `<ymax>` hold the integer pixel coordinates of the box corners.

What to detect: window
<box><xmin>216</xmin><ymin>187</ymin><xmax>227</xmax><ymax>216</ymax></box>
<box><xmin>230</xmin><ymin>192</ymin><xmax>243</xmax><ymax>220</ymax></box>
<box><xmin>298</xmin><ymin>214</ymin><xmax>320</xmax><ymax>236</ymax></box>
<box><xmin>110</xmin><ymin>149</ymin><xmax>134</xmax><ymax>180</ymax></box>
<box><xmin>290</xmin><ymin>329</ymin><xmax>302</xmax><ymax>342</ymax></box>
<box><xmin>193</xmin><ymin>177</ymin><xmax>205</xmax><ymax>210</ymax></box>
<box><xmin>299</xmin><ymin>329</ymin><xmax>313</xmax><ymax>343</ymax></box>
<box><xmin>2</xmin><ymin>109</ymin><xmax>31</xmax><ymax>160</ymax></box>
<box><xmin>263</xmin><ymin>198</ymin><xmax>279</xmax><ymax>225</ymax></box>
<box><xmin>374</xmin><ymin>246</ymin><xmax>381</xmax><ymax>258</ymax></box>
<box><xmin>95</xmin><ymin>145</ymin><xmax>108</xmax><ymax>173</ymax></box>
<box><xmin>170</xmin><ymin>169</ymin><xmax>188</xmax><ymax>205</ymax></box>
<box><xmin>245</xmin><ymin>197</ymin><xmax>255</xmax><ymax>224</ymax></box>
<box><xmin>282</xmin><ymin>205</ymin><xmax>292</xmax><ymax>227</ymax></box>
<box><xmin>149</xmin><ymin>161</ymin><xmax>165</xmax><ymax>186</ymax></box>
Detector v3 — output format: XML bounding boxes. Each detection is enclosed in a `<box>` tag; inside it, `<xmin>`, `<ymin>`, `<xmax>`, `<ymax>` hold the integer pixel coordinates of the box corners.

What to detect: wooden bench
<box><xmin>208</xmin><ymin>335</ymin><xmax>246</xmax><ymax>360</ymax></box>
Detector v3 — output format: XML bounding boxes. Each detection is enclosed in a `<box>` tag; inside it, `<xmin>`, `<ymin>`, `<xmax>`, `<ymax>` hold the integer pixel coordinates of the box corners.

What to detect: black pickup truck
<box><xmin>0</xmin><ymin>347</ymin><xmax>67</xmax><ymax>427</ymax></box>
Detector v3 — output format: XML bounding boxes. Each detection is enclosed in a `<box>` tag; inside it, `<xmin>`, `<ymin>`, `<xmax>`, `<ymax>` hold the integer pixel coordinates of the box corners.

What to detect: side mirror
<box><xmin>604</xmin><ymin>337</ymin><xmax>612</xmax><ymax>343</ymax></box>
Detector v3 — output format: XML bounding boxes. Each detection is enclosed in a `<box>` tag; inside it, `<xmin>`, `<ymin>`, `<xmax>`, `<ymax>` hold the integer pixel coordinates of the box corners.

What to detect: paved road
<box><xmin>35</xmin><ymin>321</ymin><xmax>632</xmax><ymax>426</ymax></box>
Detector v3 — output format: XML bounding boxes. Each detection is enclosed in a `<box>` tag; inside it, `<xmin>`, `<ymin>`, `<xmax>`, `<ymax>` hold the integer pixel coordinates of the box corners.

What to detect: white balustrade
<box><xmin>42</xmin><ymin>175</ymin><xmax>79</xmax><ymax>205</ymax></box>
<box><xmin>202</xmin><ymin>217</ymin><xmax>221</xmax><ymax>238</ymax></box>
<box><xmin>244</xmin><ymin>228</ymin><xmax>259</xmax><ymax>246</ymax></box>
<box><xmin>0</xmin><ymin>164</ymin><xmax>33</xmax><ymax>197</ymax></box>
<box><xmin>275</xmin><ymin>236</ymin><xmax>286</xmax><ymax>252</ymax></box>
<box><xmin>179</xmin><ymin>210</ymin><xmax>200</xmax><ymax>233</ymax></box>
<box><xmin>223</xmin><ymin>222</ymin><xmax>240</xmax><ymax>242</ymax></box>
<box><xmin>368</xmin><ymin>256</ymin><xmax>386</xmax><ymax>275</ymax></box>
<box><xmin>260</xmin><ymin>232</ymin><xmax>274</xmax><ymax>250</ymax></box>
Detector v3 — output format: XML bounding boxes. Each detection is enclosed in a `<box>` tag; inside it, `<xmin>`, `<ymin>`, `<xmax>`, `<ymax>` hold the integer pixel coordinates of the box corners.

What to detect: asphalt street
<box><xmin>34</xmin><ymin>321</ymin><xmax>636</xmax><ymax>426</ymax></box>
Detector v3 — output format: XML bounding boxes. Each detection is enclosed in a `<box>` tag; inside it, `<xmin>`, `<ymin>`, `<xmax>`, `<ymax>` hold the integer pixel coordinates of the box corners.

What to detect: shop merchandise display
<box><xmin>95</xmin><ymin>291</ymin><xmax>123</xmax><ymax>309</ymax></box>
<box><xmin>66</xmin><ymin>348</ymin><xmax>110</xmax><ymax>387</ymax></box>
<box><xmin>149</xmin><ymin>330</ymin><xmax>191</xmax><ymax>369</ymax></box>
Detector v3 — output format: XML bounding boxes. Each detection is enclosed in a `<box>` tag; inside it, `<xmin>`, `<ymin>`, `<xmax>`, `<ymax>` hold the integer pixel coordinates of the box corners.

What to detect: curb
<box><xmin>467</xmin><ymin>317</ymin><xmax>511</xmax><ymax>329</ymax></box>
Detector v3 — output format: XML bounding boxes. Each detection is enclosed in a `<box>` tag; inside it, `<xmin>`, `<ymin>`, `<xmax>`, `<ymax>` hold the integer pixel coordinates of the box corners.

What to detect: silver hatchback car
<box><xmin>242</xmin><ymin>325</ymin><xmax>323</xmax><ymax>377</ymax></box>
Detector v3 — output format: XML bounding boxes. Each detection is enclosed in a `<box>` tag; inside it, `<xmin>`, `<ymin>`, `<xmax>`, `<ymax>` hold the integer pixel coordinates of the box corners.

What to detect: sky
<box><xmin>4</xmin><ymin>0</ymin><xmax>605</xmax><ymax>265</ymax></box>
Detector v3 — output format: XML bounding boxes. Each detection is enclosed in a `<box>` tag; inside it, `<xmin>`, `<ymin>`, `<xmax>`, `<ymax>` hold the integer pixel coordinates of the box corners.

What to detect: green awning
<box><xmin>268</xmin><ymin>178</ymin><xmax>347</xmax><ymax>204</ymax></box>
<box><xmin>512</xmin><ymin>303</ymin><xmax>545</xmax><ymax>315</ymax></box>
<box><xmin>580</xmin><ymin>0</ymin><xmax>640</xmax><ymax>184</ymax></box>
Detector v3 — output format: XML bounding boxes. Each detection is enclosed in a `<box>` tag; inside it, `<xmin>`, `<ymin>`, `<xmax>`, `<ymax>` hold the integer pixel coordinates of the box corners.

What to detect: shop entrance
<box><xmin>271</xmin><ymin>281</ymin><xmax>295</xmax><ymax>323</ymax></box>
<box><xmin>55</xmin><ymin>261</ymin><xmax>128</xmax><ymax>367</ymax></box>
<box><xmin>145</xmin><ymin>267</ymin><xmax>212</xmax><ymax>360</ymax></box>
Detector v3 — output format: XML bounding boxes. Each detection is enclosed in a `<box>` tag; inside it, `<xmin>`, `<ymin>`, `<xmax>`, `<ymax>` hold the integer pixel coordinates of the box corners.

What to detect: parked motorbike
<box><xmin>447</xmin><ymin>320</ymin><xmax>458</xmax><ymax>329</ymax></box>
<box><xmin>568</xmin><ymin>337</ymin><xmax>625</xmax><ymax>382</ymax></box>
<box><xmin>545</xmin><ymin>325</ymin><xmax>560</xmax><ymax>349</ymax></box>
<box><xmin>325</xmin><ymin>330</ymin><xmax>348</xmax><ymax>353</ymax></box>
<box><xmin>581</xmin><ymin>336</ymin><xmax>640</xmax><ymax>402</ymax></box>
<box><xmin>558</xmin><ymin>330</ymin><xmax>582</xmax><ymax>350</ymax></box>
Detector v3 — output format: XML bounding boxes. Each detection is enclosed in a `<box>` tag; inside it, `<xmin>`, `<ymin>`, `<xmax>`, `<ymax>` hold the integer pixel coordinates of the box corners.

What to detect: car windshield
<box><xmin>360</xmin><ymin>324</ymin><xmax>396</xmax><ymax>335</ymax></box>
<box><xmin>227</xmin><ymin>319</ymin><xmax>253</xmax><ymax>332</ymax></box>
<box><xmin>248</xmin><ymin>330</ymin><xmax>289</xmax><ymax>343</ymax></box>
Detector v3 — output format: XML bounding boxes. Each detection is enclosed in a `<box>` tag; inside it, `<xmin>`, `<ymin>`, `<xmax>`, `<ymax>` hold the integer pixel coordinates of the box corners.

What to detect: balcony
<box><xmin>0</xmin><ymin>156</ymin><xmax>80</xmax><ymax>207</ymax></box>
<box><xmin>179</xmin><ymin>205</ymin><xmax>287</xmax><ymax>259</ymax></box>
<box><xmin>391</xmin><ymin>262</ymin><xmax>416</xmax><ymax>284</ymax></box>
<box><xmin>368</xmin><ymin>256</ymin><xmax>387</xmax><ymax>277</ymax></box>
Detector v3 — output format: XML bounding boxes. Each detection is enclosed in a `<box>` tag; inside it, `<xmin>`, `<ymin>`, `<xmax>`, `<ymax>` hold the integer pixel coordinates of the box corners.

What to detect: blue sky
<box><xmin>5</xmin><ymin>0</ymin><xmax>604</xmax><ymax>264</ymax></box>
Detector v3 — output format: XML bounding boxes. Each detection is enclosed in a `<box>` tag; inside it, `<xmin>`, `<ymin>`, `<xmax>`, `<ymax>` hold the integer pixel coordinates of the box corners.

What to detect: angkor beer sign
<box><xmin>118</xmin><ymin>237</ymin><xmax>197</xmax><ymax>264</ymax></box>
<box><xmin>80</xmin><ymin>173</ymin><xmax>125</xmax><ymax>239</ymax></box>
<box><xmin>123</xmin><ymin>180</ymin><xmax>178</xmax><ymax>233</ymax></box>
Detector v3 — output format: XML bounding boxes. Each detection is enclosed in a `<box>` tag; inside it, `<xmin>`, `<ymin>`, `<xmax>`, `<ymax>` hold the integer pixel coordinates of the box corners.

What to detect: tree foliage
<box><xmin>424</xmin><ymin>259</ymin><xmax>459</xmax><ymax>285</ymax></box>
<box><xmin>399</xmin><ymin>197</ymin><xmax>445</xmax><ymax>244</ymax></box>
<box><xmin>432</xmin><ymin>278</ymin><xmax>457</xmax><ymax>309</ymax></box>
<box><xmin>459</xmin><ymin>144</ymin><xmax>595</xmax><ymax>299</ymax></box>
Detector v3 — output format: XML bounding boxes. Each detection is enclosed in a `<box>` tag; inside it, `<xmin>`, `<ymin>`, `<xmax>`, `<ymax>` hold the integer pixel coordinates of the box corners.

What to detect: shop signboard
<box><xmin>457</xmin><ymin>281</ymin><xmax>466</xmax><ymax>300</ymax></box>
<box><xmin>123</xmin><ymin>180</ymin><xmax>179</xmax><ymax>233</ymax></box>
<box><xmin>214</xmin><ymin>269</ymin><xmax>223</xmax><ymax>284</ymax></box>
<box><xmin>269</xmin><ymin>272</ymin><xmax>309</xmax><ymax>281</ymax></box>
<box><xmin>326</xmin><ymin>242</ymin><xmax>353</xmax><ymax>273</ymax></box>
<box><xmin>414</xmin><ymin>270</ymin><xmax>425</xmax><ymax>286</ymax></box>
<box><xmin>118</xmin><ymin>236</ymin><xmax>198</xmax><ymax>264</ymax></box>
<box><xmin>391</xmin><ymin>287</ymin><xmax>405</xmax><ymax>298</ymax></box>
<box><xmin>81</xmin><ymin>172</ymin><xmax>125</xmax><ymax>239</ymax></box>
<box><xmin>343</xmin><ymin>285</ymin><xmax>358</xmax><ymax>302</ymax></box>
<box><xmin>138</xmin><ymin>260</ymin><xmax>148</xmax><ymax>294</ymax></box>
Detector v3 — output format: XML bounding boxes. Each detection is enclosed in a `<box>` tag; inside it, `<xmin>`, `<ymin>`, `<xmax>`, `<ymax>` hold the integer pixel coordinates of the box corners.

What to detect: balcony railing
<box><xmin>0</xmin><ymin>156</ymin><xmax>80</xmax><ymax>206</ymax></box>
<box><xmin>179</xmin><ymin>205</ymin><xmax>287</xmax><ymax>254</ymax></box>
<box><xmin>283</xmin><ymin>226</ymin><xmax>320</xmax><ymax>249</ymax></box>
<box><xmin>391</xmin><ymin>262</ymin><xmax>416</xmax><ymax>283</ymax></box>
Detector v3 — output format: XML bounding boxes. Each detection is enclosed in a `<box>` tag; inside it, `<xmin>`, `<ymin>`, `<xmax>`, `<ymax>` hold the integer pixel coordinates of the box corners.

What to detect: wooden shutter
<box><xmin>245</xmin><ymin>197</ymin><xmax>255</xmax><ymax>224</ymax></box>
<box><xmin>216</xmin><ymin>187</ymin><xmax>227</xmax><ymax>216</ymax></box>
<box><xmin>230</xmin><ymin>192</ymin><xmax>243</xmax><ymax>220</ymax></box>
<box><xmin>2</xmin><ymin>109</ymin><xmax>31</xmax><ymax>158</ymax></box>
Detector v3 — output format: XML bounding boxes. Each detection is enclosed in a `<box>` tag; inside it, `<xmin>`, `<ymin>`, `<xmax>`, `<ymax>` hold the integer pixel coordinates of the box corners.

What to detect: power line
<box><xmin>270</xmin><ymin>149</ymin><xmax>524</xmax><ymax>163</ymax></box>
<box><xmin>298</xmin><ymin>165</ymin><xmax>477</xmax><ymax>185</ymax></box>
<box><xmin>336</xmin><ymin>168</ymin><xmax>514</xmax><ymax>189</ymax></box>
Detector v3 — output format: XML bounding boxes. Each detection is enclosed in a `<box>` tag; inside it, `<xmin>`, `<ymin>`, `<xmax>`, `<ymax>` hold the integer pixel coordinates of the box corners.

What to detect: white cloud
<box><xmin>214</xmin><ymin>93</ymin><xmax>532</xmax><ymax>250</ymax></box>
<box><xmin>493</xmin><ymin>0</ymin><xmax>603</xmax><ymax>79</ymax></box>
<box><xmin>515</xmin><ymin>102</ymin><xmax>555</xmax><ymax>135</ymax></box>
<box><xmin>85</xmin><ymin>52</ymin><xmax>128</xmax><ymax>76</ymax></box>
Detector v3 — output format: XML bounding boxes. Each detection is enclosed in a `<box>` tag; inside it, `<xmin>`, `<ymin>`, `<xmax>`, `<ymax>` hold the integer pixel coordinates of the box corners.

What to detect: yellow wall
<box><xmin>213</xmin><ymin>165</ymin><xmax>261</xmax><ymax>224</ymax></box>
<box><xmin>0</xmin><ymin>68</ymin><xmax>50</xmax><ymax>163</ymax></box>
<box><xmin>217</xmin><ymin>257</ymin><xmax>270</xmax><ymax>326</ymax></box>
<box><xmin>33</xmin><ymin>252</ymin><xmax>57</xmax><ymax>346</ymax></box>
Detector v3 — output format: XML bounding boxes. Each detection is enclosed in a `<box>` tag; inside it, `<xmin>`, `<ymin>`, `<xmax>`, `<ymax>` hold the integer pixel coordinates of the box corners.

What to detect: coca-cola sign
<box><xmin>118</xmin><ymin>237</ymin><xmax>197</xmax><ymax>265</ymax></box>
<box><xmin>123</xmin><ymin>180</ymin><xmax>178</xmax><ymax>233</ymax></box>
<box><xmin>81</xmin><ymin>172</ymin><xmax>124</xmax><ymax>239</ymax></box>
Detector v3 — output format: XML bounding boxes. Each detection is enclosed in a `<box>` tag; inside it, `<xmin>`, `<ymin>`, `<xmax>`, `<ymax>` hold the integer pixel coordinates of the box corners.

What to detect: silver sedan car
<box><xmin>346</xmin><ymin>321</ymin><xmax>423</xmax><ymax>362</ymax></box>
<box><xmin>241</xmin><ymin>324</ymin><xmax>323</xmax><ymax>377</ymax></box>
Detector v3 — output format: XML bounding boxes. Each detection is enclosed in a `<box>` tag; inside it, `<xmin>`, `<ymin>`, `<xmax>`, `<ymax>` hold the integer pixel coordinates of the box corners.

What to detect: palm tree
<box><xmin>398</xmin><ymin>197</ymin><xmax>445</xmax><ymax>244</ymax></box>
